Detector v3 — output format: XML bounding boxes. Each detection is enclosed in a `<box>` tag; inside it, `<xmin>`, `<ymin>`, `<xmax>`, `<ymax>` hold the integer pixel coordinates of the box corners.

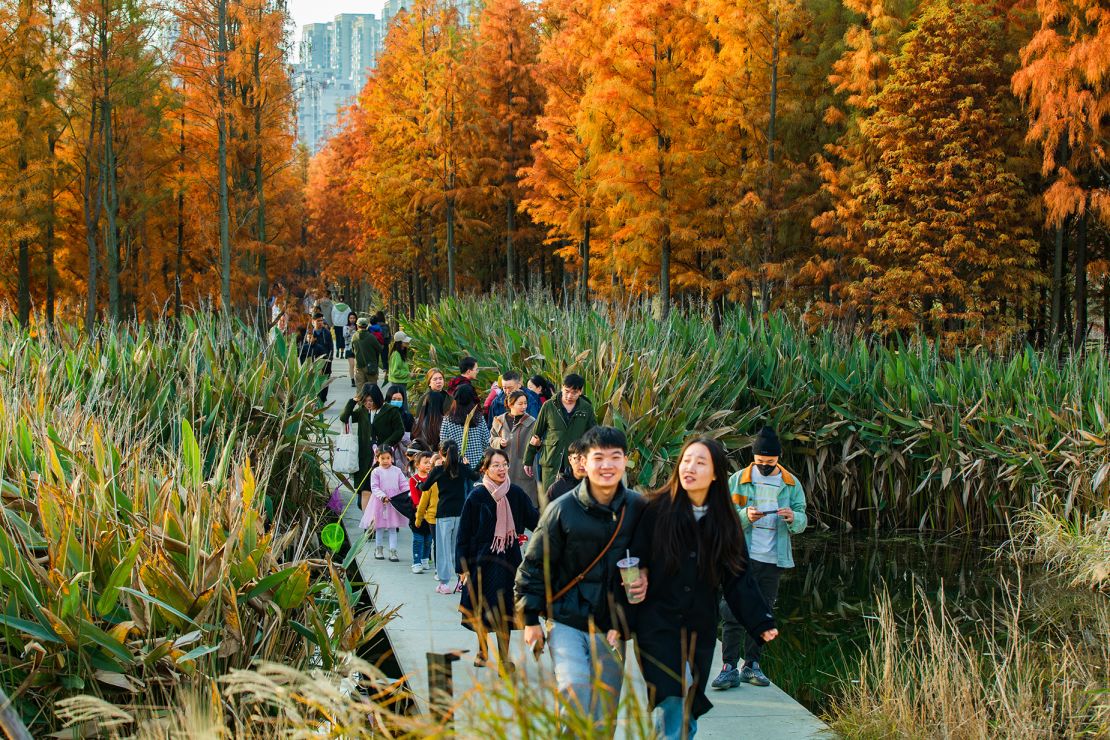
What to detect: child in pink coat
<box><xmin>361</xmin><ymin>447</ymin><xmax>410</xmax><ymax>561</ymax></box>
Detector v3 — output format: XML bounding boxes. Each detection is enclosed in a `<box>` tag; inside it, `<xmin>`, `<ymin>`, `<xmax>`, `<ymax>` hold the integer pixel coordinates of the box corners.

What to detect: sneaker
<box><xmin>350</xmin><ymin>379</ymin><xmax>356</xmax><ymax>387</ymax></box>
<box><xmin>374</xmin><ymin>546</ymin><xmax>385</xmax><ymax>560</ymax></box>
<box><xmin>740</xmin><ymin>661</ymin><xmax>771</xmax><ymax>687</ymax></box>
<box><xmin>711</xmin><ymin>664</ymin><xmax>741</xmax><ymax>690</ymax></box>
<box><xmin>411</xmin><ymin>563</ymin><xmax>424</xmax><ymax>574</ymax></box>
<box><xmin>435</xmin><ymin>582</ymin><xmax>453</xmax><ymax>595</ymax></box>
<box><xmin>388</xmin><ymin>549</ymin><xmax>399</xmax><ymax>562</ymax></box>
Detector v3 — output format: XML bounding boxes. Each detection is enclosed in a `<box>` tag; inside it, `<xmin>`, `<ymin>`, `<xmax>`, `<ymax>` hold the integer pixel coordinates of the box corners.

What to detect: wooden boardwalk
<box><xmin>323</xmin><ymin>364</ymin><xmax>829</xmax><ymax>738</ymax></box>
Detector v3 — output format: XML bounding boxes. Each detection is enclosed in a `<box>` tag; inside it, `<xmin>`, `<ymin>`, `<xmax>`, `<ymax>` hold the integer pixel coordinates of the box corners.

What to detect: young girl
<box><xmin>361</xmin><ymin>447</ymin><xmax>410</xmax><ymax>562</ymax></box>
<box><xmin>456</xmin><ymin>448</ymin><xmax>540</xmax><ymax>670</ymax></box>
<box><xmin>419</xmin><ymin>440</ymin><xmax>480</xmax><ymax>594</ymax></box>
<box><xmin>409</xmin><ymin>451</ymin><xmax>436</xmax><ymax>574</ymax></box>
<box><xmin>630</xmin><ymin>437</ymin><xmax>778</xmax><ymax>740</ymax></box>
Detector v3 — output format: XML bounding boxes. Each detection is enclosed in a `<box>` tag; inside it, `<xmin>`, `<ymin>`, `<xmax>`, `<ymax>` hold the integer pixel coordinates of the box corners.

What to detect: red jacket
<box><xmin>409</xmin><ymin>474</ymin><xmax>426</xmax><ymax>507</ymax></box>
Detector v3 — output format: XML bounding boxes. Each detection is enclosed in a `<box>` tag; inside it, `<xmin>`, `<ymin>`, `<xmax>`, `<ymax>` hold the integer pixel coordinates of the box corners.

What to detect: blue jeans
<box><xmin>412</xmin><ymin>528</ymin><xmax>432</xmax><ymax>565</ymax></box>
<box><xmin>434</xmin><ymin>516</ymin><xmax>459</xmax><ymax>583</ymax></box>
<box><xmin>655</xmin><ymin>696</ymin><xmax>697</xmax><ymax>739</ymax></box>
<box><xmin>548</xmin><ymin>622</ymin><xmax>624</xmax><ymax>732</ymax></box>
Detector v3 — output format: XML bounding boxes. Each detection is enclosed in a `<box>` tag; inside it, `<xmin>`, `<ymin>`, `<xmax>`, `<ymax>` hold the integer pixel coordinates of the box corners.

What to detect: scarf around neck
<box><xmin>484</xmin><ymin>474</ymin><xmax>516</xmax><ymax>553</ymax></box>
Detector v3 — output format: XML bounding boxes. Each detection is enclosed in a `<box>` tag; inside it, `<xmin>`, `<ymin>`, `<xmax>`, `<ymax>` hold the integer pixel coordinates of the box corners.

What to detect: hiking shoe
<box><xmin>741</xmin><ymin>662</ymin><xmax>771</xmax><ymax>687</ymax></box>
<box><xmin>411</xmin><ymin>563</ymin><xmax>424</xmax><ymax>574</ymax></box>
<box><xmin>711</xmin><ymin>664</ymin><xmax>741</xmax><ymax>690</ymax></box>
<box><xmin>434</xmin><ymin>582</ymin><xmax>453</xmax><ymax>595</ymax></box>
<box><xmin>388</xmin><ymin>549</ymin><xmax>399</xmax><ymax>562</ymax></box>
<box><xmin>374</xmin><ymin>547</ymin><xmax>385</xmax><ymax>560</ymax></box>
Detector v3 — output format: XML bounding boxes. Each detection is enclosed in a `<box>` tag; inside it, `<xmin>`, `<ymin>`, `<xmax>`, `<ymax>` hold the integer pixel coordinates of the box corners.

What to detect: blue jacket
<box><xmin>729</xmin><ymin>464</ymin><xmax>808</xmax><ymax>569</ymax></box>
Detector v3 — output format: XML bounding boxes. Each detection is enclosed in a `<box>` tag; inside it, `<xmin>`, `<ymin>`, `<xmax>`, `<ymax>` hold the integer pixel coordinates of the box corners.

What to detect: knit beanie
<box><xmin>752</xmin><ymin>426</ymin><xmax>781</xmax><ymax>457</ymax></box>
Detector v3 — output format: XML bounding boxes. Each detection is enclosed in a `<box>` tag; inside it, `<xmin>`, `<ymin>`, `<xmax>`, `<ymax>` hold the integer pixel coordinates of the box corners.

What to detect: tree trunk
<box><xmin>16</xmin><ymin>107</ymin><xmax>30</xmax><ymax>327</ymax></box>
<box><xmin>581</xmin><ymin>218</ymin><xmax>591</xmax><ymax>303</ymax></box>
<box><xmin>1072</xmin><ymin>206</ymin><xmax>1088</xmax><ymax>354</ymax></box>
<box><xmin>1051</xmin><ymin>218</ymin><xmax>1068</xmax><ymax>341</ymax></box>
<box><xmin>761</xmin><ymin>9</ymin><xmax>781</xmax><ymax>315</ymax></box>
<box><xmin>45</xmin><ymin>129</ymin><xmax>57</xmax><ymax>325</ymax></box>
<box><xmin>217</xmin><ymin>0</ymin><xmax>232</xmax><ymax>312</ymax></box>
<box><xmin>175</xmin><ymin>107</ymin><xmax>185</xmax><ymax>318</ymax></box>
<box><xmin>97</xmin><ymin>8</ymin><xmax>121</xmax><ymax>323</ymax></box>
<box><xmin>84</xmin><ymin>100</ymin><xmax>101</xmax><ymax>330</ymax></box>
<box><xmin>253</xmin><ymin>41</ymin><xmax>268</xmax><ymax>334</ymax></box>
<box><xmin>506</xmin><ymin>195</ymin><xmax>515</xmax><ymax>290</ymax></box>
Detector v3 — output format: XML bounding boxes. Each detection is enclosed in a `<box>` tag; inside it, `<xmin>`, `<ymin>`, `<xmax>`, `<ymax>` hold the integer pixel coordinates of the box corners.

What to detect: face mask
<box><xmin>390</xmin><ymin>400</ymin><xmax>403</xmax><ymax>408</ymax></box>
<box><xmin>756</xmin><ymin>463</ymin><xmax>778</xmax><ymax>477</ymax></box>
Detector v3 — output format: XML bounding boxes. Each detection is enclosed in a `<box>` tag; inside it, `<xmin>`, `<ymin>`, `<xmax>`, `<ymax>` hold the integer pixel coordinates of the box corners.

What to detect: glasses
<box><xmin>488</xmin><ymin>463</ymin><xmax>509</xmax><ymax>470</ymax></box>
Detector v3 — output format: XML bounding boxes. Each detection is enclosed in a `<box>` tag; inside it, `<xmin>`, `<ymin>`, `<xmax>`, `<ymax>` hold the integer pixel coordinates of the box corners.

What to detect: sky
<box><xmin>287</xmin><ymin>0</ymin><xmax>385</xmax><ymax>52</ymax></box>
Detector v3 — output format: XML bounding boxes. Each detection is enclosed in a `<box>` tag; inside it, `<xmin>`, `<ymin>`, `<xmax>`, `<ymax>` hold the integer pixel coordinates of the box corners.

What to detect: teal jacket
<box><xmin>729</xmin><ymin>464</ymin><xmax>808</xmax><ymax>569</ymax></box>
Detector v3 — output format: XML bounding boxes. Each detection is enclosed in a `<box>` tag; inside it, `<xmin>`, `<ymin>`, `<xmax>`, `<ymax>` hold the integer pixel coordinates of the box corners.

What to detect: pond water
<box><xmin>765</xmin><ymin>533</ymin><xmax>1014</xmax><ymax>715</ymax></box>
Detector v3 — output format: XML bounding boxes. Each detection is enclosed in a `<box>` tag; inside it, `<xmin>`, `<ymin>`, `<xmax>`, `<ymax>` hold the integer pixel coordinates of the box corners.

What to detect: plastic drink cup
<box><xmin>617</xmin><ymin>557</ymin><xmax>643</xmax><ymax>604</ymax></box>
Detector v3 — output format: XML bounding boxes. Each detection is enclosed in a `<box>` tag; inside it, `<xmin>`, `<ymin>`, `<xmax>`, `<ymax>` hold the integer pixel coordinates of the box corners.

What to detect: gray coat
<box><xmin>491</xmin><ymin>412</ymin><xmax>539</xmax><ymax>506</ymax></box>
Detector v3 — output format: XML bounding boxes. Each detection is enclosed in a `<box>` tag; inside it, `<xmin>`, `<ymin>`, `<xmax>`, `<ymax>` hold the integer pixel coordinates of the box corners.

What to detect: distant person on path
<box><xmin>371</xmin><ymin>311</ymin><xmax>390</xmax><ymax>372</ymax></box>
<box><xmin>353</xmin><ymin>317</ymin><xmax>383</xmax><ymax>388</ymax></box>
<box><xmin>340</xmin><ymin>384</ymin><xmax>405</xmax><ymax>509</ymax></box>
<box><xmin>490</xmin><ymin>389</ymin><xmax>539</xmax><ymax>507</ymax></box>
<box><xmin>632</xmin><ymin>437</ymin><xmax>778</xmax><ymax>739</ymax></box>
<box><xmin>305</xmin><ymin>313</ymin><xmax>333</xmax><ymax>403</ymax></box>
<box><xmin>447</xmin><ymin>356</ymin><xmax>479</xmax><ymax>396</ymax></box>
<box><xmin>316</xmin><ymin>290</ymin><xmax>335</xmax><ymax>331</ymax></box>
<box><xmin>515</xmin><ymin>426</ymin><xmax>647</xmax><ymax>734</ymax></box>
<box><xmin>456</xmin><ymin>448</ymin><xmax>540</xmax><ymax>671</ymax></box>
<box><xmin>524</xmin><ymin>373</ymin><xmax>596</xmax><ymax>490</ymax></box>
<box><xmin>440</xmin><ymin>383</ymin><xmax>491</xmax><ymax>470</ymax></box>
<box><xmin>343</xmin><ymin>312</ymin><xmax>358</xmax><ymax>387</ymax></box>
<box><xmin>409</xmin><ymin>451</ymin><xmax>436</xmax><ymax>574</ymax></box>
<box><xmin>712</xmin><ymin>426</ymin><xmax>807</xmax><ymax>691</ymax></box>
<box><xmin>420</xmin><ymin>441</ymin><xmax>480</xmax><ymax>594</ymax></box>
<box><xmin>543</xmin><ymin>438</ymin><xmax>588</xmax><ymax>508</ymax></box>
<box><xmin>361</xmin><ymin>446</ymin><xmax>409</xmax><ymax>562</ymax></box>
<box><xmin>413</xmin><ymin>368</ymin><xmax>449</xmax><ymax>450</ymax></box>
<box><xmin>387</xmin><ymin>331</ymin><xmax>413</xmax><ymax>400</ymax></box>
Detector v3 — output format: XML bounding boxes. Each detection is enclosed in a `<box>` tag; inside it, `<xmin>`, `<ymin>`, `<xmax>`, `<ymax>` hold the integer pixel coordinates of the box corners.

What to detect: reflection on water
<box><xmin>761</xmin><ymin>533</ymin><xmax>1012</xmax><ymax>713</ymax></box>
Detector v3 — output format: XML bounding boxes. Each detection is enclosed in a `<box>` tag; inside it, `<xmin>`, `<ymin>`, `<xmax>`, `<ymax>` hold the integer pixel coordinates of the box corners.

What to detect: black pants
<box><xmin>720</xmin><ymin>560</ymin><xmax>782</xmax><ymax>666</ymax></box>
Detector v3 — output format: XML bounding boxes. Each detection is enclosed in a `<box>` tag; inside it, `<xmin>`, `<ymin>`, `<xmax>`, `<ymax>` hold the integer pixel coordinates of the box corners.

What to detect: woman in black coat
<box><xmin>456</xmin><ymin>448</ymin><xmax>540</xmax><ymax>671</ymax></box>
<box><xmin>339</xmin><ymin>384</ymin><xmax>405</xmax><ymax>507</ymax></box>
<box><xmin>628</xmin><ymin>437</ymin><xmax>778</xmax><ymax>740</ymax></box>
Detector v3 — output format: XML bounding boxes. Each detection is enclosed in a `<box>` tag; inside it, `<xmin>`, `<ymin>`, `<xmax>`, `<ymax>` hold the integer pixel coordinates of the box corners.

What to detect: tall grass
<box><xmin>0</xmin><ymin>315</ymin><xmax>384</xmax><ymax>732</ymax></box>
<box><xmin>1012</xmin><ymin>507</ymin><xmax>1110</xmax><ymax>591</ymax></box>
<box><xmin>826</xmin><ymin>584</ymin><xmax>1109</xmax><ymax>738</ymax></box>
<box><xmin>404</xmin><ymin>296</ymin><xmax>1110</xmax><ymax>530</ymax></box>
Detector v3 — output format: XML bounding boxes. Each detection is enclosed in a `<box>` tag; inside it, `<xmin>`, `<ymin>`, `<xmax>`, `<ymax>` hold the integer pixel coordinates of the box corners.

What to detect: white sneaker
<box><xmin>411</xmin><ymin>563</ymin><xmax>424</xmax><ymax>574</ymax></box>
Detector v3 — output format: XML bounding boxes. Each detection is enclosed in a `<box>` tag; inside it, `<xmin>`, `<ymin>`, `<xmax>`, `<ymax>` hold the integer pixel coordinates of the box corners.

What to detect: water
<box><xmin>765</xmin><ymin>533</ymin><xmax>1013</xmax><ymax>714</ymax></box>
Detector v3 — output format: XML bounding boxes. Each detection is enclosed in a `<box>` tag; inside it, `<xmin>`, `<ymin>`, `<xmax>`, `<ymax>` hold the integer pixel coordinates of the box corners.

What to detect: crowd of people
<box><xmin>301</xmin><ymin>297</ymin><xmax>809</xmax><ymax>740</ymax></box>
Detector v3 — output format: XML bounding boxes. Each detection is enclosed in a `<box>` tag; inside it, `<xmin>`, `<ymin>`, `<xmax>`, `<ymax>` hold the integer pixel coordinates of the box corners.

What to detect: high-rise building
<box><xmin>293</xmin><ymin>2</ymin><xmax>473</xmax><ymax>153</ymax></box>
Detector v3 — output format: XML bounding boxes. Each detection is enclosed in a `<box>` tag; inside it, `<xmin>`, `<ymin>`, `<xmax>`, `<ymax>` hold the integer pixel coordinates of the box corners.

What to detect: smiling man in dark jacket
<box><xmin>515</xmin><ymin>425</ymin><xmax>645</xmax><ymax>735</ymax></box>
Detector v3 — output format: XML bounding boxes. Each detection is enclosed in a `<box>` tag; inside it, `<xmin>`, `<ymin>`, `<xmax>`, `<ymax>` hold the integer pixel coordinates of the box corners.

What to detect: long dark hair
<box><xmin>448</xmin><ymin>383</ymin><xmax>480</xmax><ymax>424</ymax></box>
<box><xmin>647</xmin><ymin>437</ymin><xmax>746</xmax><ymax>588</ymax></box>
<box><xmin>438</xmin><ymin>439</ymin><xmax>461</xmax><ymax>477</ymax></box>
<box><xmin>391</xmin><ymin>342</ymin><xmax>409</xmax><ymax>360</ymax></box>
<box><xmin>530</xmin><ymin>374</ymin><xmax>555</xmax><ymax>400</ymax></box>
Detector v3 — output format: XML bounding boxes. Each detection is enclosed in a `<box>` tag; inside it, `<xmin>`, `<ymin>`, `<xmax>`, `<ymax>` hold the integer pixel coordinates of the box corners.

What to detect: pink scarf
<box><xmin>484</xmin><ymin>474</ymin><xmax>516</xmax><ymax>554</ymax></box>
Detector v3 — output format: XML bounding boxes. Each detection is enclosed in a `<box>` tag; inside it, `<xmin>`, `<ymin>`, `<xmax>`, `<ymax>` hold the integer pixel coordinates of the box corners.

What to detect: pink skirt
<box><xmin>360</xmin><ymin>493</ymin><xmax>408</xmax><ymax>530</ymax></box>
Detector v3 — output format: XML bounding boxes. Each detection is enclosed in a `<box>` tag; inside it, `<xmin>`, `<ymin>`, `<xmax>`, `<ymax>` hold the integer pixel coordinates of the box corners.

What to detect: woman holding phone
<box><xmin>628</xmin><ymin>437</ymin><xmax>778</xmax><ymax>740</ymax></box>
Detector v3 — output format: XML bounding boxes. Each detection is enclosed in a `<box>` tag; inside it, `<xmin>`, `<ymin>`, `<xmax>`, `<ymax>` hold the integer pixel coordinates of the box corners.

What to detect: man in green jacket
<box><xmin>712</xmin><ymin>426</ymin><xmax>808</xmax><ymax>691</ymax></box>
<box><xmin>524</xmin><ymin>373</ymin><xmax>596</xmax><ymax>506</ymax></box>
<box><xmin>352</xmin><ymin>317</ymin><xmax>383</xmax><ymax>388</ymax></box>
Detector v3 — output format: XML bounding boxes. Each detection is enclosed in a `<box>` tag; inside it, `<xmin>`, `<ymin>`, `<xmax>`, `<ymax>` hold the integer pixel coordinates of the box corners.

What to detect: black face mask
<box><xmin>756</xmin><ymin>463</ymin><xmax>778</xmax><ymax>477</ymax></box>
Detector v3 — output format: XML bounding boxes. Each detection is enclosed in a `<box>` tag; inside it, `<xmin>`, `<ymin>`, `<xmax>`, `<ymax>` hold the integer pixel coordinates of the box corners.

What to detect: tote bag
<box><xmin>333</xmin><ymin>423</ymin><xmax>360</xmax><ymax>474</ymax></box>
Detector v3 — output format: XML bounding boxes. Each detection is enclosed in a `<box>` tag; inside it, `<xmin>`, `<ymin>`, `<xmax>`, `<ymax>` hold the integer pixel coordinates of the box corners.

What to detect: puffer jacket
<box><xmin>515</xmin><ymin>480</ymin><xmax>645</xmax><ymax>635</ymax></box>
